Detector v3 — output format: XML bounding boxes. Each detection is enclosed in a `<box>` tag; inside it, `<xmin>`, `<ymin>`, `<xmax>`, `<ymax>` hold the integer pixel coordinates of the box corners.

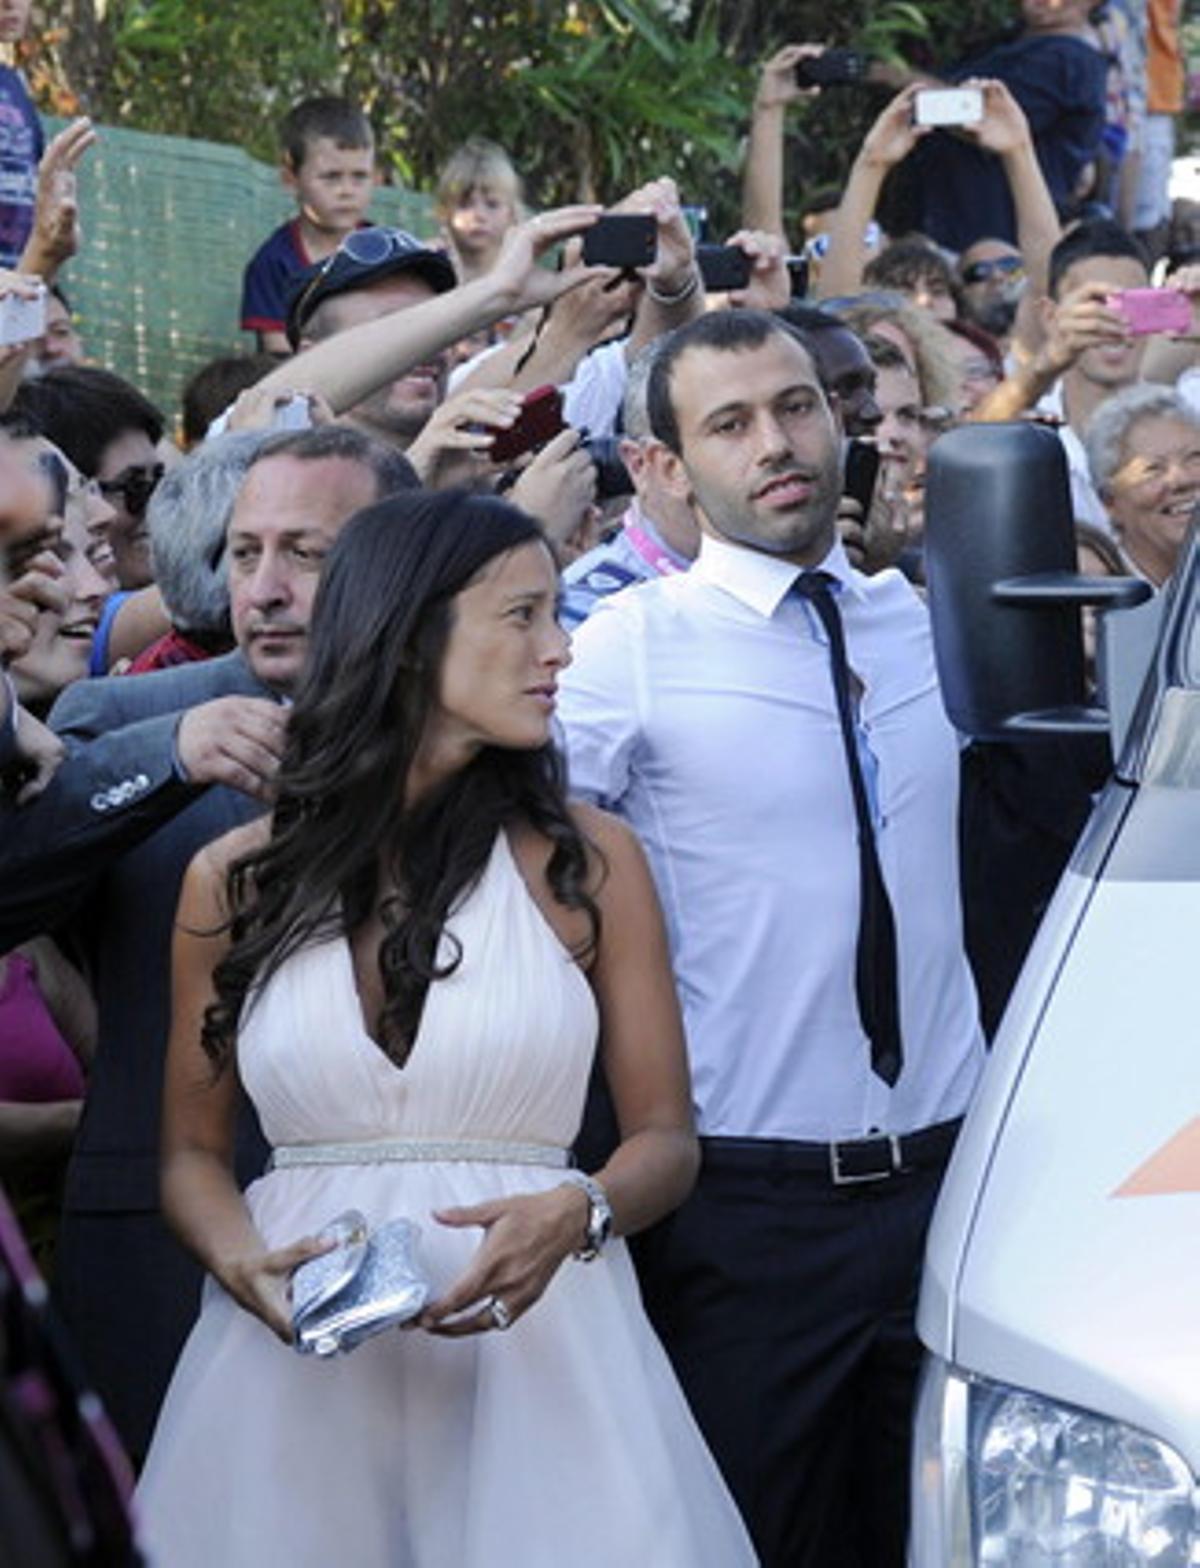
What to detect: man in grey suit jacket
<box><xmin>0</xmin><ymin>426</ymin><xmax>414</xmax><ymax>1460</ymax></box>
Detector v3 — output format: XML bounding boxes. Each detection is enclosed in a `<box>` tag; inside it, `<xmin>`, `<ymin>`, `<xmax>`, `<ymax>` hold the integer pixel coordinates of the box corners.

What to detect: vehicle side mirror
<box><xmin>923</xmin><ymin>421</ymin><xmax>1150</xmax><ymax>743</ymax></box>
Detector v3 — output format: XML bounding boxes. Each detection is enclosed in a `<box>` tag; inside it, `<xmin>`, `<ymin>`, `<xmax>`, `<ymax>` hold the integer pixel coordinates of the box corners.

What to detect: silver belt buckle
<box><xmin>828</xmin><ymin>1134</ymin><xmax>905</xmax><ymax>1185</ymax></box>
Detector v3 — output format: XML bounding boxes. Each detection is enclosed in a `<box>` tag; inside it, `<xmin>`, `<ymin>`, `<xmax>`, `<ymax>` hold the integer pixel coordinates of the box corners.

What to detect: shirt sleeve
<box><xmin>561</xmin><ymin>341</ymin><xmax>629</xmax><ymax>440</ymax></box>
<box><xmin>240</xmin><ymin>227</ymin><xmax>294</xmax><ymax>334</ymax></box>
<box><xmin>557</xmin><ymin>596</ymin><xmax>643</xmax><ymax>810</ymax></box>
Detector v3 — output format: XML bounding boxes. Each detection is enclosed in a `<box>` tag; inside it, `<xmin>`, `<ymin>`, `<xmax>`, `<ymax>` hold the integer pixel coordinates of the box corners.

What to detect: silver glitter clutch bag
<box><xmin>290</xmin><ymin>1209</ymin><xmax>430</xmax><ymax>1357</ymax></box>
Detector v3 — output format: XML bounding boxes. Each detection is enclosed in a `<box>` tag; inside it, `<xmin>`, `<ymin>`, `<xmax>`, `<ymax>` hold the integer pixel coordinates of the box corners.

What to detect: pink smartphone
<box><xmin>1108</xmin><ymin>288</ymin><xmax>1191</xmax><ymax>336</ymax></box>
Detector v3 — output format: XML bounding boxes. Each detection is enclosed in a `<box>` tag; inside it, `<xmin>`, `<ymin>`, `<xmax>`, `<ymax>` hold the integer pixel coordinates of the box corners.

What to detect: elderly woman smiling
<box><xmin>1086</xmin><ymin>384</ymin><xmax>1200</xmax><ymax>588</ymax></box>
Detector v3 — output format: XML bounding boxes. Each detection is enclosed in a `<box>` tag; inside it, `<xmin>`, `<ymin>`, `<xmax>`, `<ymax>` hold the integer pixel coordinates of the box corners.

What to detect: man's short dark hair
<box><xmin>646</xmin><ymin>309</ymin><xmax>812</xmax><ymax>454</ymax></box>
<box><xmin>244</xmin><ymin>423</ymin><xmax>418</xmax><ymax>499</ymax></box>
<box><xmin>1048</xmin><ymin>220</ymin><xmax>1147</xmax><ymax>298</ymax></box>
<box><xmin>776</xmin><ymin>302</ymin><xmax>845</xmax><ymax>339</ymax></box>
<box><xmin>14</xmin><ymin>366</ymin><xmax>164</xmax><ymax>478</ymax></box>
<box><xmin>281</xmin><ymin>96</ymin><xmax>373</xmax><ymax>170</ymax></box>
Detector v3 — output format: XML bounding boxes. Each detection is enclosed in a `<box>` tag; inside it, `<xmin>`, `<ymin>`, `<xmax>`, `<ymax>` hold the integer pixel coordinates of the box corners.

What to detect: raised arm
<box><xmin>622</xmin><ymin>177</ymin><xmax>704</xmax><ymax>355</ymax></box>
<box><xmin>161</xmin><ymin>837</ymin><xmax>328</xmax><ymax>1343</ymax></box>
<box><xmin>963</xmin><ymin>78</ymin><xmax>1062</xmax><ymax>359</ymax></box>
<box><xmin>1142</xmin><ymin>264</ymin><xmax>1200</xmax><ymax>386</ymax></box>
<box><xmin>253</xmin><ymin>206</ymin><xmax>604</xmax><ymax>416</ymax></box>
<box><xmin>18</xmin><ymin>118</ymin><xmax>97</xmax><ymax>284</ymax></box>
<box><xmin>816</xmin><ymin>85</ymin><xmax>928</xmax><ymax>300</ymax></box>
<box><xmin>968</xmin><ymin>280</ymin><xmax>1130</xmax><ymax>423</ymax></box>
<box><xmin>741</xmin><ymin>45</ymin><xmax>816</xmax><ymax>241</ymax></box>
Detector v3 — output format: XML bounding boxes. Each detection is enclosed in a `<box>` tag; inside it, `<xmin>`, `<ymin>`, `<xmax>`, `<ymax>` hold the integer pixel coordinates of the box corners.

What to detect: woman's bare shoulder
<box><xmin>182</xmin><ymin>817</ymin><xmax>271</xmax><ymax>923</ymax></box>
<box><xmin>192</xmin><ymin>817</ymin><xmax>271</xmax><ymax>880</ymax></box>
<box><xmin>567</xmin><ymin>801</ymin><xmax>650</xmax><ymax>894</ymax></box>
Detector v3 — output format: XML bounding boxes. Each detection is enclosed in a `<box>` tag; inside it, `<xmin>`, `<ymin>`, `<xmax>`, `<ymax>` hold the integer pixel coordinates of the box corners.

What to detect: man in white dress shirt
<box><xmin>559</xmin><ymin>309</ymin><xmax>985</xmax><ymax>1567</ymax></box>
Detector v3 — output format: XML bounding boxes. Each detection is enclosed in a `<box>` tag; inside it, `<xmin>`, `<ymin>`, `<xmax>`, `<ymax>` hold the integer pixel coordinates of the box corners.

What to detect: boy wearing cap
<box><xmin>240</xmin><ymin>95</ymin><xmax>376</xmax><ymax>355</ymax></box>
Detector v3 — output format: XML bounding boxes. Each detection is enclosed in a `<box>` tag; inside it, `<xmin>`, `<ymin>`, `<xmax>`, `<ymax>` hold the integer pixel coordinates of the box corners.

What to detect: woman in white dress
<box><xmin>136</xmin><ymin>489</ymin><xmax>757</xmax><ymax>1567</ymax></box>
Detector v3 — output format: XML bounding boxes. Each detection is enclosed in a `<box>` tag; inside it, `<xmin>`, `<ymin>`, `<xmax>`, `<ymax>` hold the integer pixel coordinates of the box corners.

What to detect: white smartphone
<box><xmin>0</xmin><ymin>284</ymin><xmax>46</xmax><ymax>346</ymax></box>
<box><xmin>913</xmin><ymin>87</ymin><xmax>984</xmax><ymax>129</ymax></box>
<box><xmin>271</xmin><ymin>393</ymin><xmax>313</xmax><ymax>431</ymax></box>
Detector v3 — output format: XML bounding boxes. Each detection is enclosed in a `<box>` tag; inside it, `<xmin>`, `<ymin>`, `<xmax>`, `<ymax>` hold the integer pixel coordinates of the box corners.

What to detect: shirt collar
<box><xmin>692</xmin><ymin>530</ymin><xmax>867</xmax><ymax>619</ymax></box>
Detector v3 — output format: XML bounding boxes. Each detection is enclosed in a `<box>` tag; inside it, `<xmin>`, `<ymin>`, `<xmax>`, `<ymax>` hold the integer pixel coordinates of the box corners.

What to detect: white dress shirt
<box><xmin>559</xmin><ymin>533</ymin><xmax>984</xmax><ymax>1142</ymax></box>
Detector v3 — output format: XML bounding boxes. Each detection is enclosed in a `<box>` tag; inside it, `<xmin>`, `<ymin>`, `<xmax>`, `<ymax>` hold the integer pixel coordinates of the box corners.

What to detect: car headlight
<box><xmin>911</xmin><ymin>1356</ymin><xmax>1199</xmax><ymax>1566</ymax></box>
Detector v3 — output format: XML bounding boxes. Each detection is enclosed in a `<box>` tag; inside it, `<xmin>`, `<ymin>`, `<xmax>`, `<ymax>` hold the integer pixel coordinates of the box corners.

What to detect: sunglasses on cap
<box><xmin>291</xmin><ymin>226</ymin><xmax>435</xmax><ymax>326</ymax></box>
<box><xmin>960</xmin><ymin>255</ymin><xmax>1024</xmax><ymax>286</ymax></box>
<box><xmin>97</xmin><ymin>462</ymin><xmax>165</xmax><ymax>516</ymax></box>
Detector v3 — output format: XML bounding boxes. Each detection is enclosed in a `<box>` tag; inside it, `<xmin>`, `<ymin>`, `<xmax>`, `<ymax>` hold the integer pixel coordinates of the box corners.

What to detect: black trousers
<box><xmin>633</xmin><ymin>1152</ymin><xmax>947</xmax><ymax>1568</ymax></box>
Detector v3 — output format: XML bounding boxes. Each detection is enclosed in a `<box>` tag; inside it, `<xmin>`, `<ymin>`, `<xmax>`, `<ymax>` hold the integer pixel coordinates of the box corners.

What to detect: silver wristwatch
<box><xmin>561</xmin><ymin>1171</ymin><xmax>613</xmax><ymax>1262</ymax></box>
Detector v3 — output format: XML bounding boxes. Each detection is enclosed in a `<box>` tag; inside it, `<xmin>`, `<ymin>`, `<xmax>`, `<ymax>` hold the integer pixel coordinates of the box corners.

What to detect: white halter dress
<box><xmin>135</xmin><ymin>832</ymin><xmax>757</xmax><ymax>1566</ymax></box>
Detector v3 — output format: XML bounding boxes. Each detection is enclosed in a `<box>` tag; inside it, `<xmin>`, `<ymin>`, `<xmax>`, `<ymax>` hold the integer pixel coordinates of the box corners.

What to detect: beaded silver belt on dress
<box><xmin>268</xmin><ymin>1137</ymin><xmax>572</xmax><ymax>1171</ymax></box>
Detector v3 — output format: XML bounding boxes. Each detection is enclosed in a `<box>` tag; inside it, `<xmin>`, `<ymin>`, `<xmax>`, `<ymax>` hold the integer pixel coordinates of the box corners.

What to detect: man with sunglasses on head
<box><xmin>215</xmin><ymin>204</ymin><xmax>617</xmax><ymax>460</ymax></box>
<box><xmin>283</xmin><ymin>224</ymin><xmax>458</xmax><ymax>446</ymax></box>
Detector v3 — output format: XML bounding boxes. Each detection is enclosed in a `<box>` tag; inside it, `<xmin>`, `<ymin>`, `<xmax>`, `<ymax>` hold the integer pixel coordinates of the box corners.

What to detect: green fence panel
<box><xmin>46</xmin><ymin>118</ymin><xmax>435</xmax><ymax>429</ymax></box>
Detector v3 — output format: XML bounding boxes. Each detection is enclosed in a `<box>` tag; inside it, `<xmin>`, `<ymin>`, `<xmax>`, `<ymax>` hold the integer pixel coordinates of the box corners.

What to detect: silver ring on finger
<box><xmin>489</xmin><ymin>1297</ymin><xmax>512</xmax><ymax>1332</ymax></box>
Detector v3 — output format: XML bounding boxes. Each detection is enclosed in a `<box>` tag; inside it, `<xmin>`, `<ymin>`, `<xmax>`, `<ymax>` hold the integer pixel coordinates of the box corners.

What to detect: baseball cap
<box><xmin>286</xmin><ymin>227</ymin><xmax>458</xmax><ymax>348</ymax></box>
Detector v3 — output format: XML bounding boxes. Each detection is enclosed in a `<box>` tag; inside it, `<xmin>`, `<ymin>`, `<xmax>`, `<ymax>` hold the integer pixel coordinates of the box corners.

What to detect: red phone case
<box><xmin>488</xmin><ymin>385</ymin><xmax>566</xmax><ymax>464</ymax></box>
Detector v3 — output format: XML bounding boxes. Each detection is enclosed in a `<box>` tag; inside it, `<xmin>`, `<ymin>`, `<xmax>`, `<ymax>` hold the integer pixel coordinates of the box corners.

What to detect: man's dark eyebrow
<box><xmin>702</xmin><ymin>382</ymin><xmax>820</xmax><ymax>424</ymax></box>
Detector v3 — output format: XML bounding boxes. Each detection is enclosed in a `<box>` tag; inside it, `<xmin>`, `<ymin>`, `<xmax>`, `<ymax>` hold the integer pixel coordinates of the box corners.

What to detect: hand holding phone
<box><xmin>913</xmin><ymin>87</ymin><xmax>983</xmax><ymax>129</ymax></box>
<box><xmin>0</xmin><ymin>281</ymin><xmax>46</xmax><ymax>347</ymax></box>
<box><xmin>488</xmin><ymin>385</ymin><xmax>566</xmax><ymax>465</ymax></box>
<box><xmin>843</xmin><ymin>439</ymin><xmax>881</xmax><ymax>512</ymax></box>
<box><xmin>1107</xmin><ymin>288</ymin><xmax>1192</xmax><ymax>337</ymax></box>
<box><xmin>581</xmin><ymin>214</ymin><xmax>657</xmax><ymax>271</ymax></box>
<box><xmin>795</xmin><ymin>49</ymin><xmax>869</xmax><ymax>89</ymax></box>
<box><xmin>696</xmin><ymin>243</ymin><xmax>752</xmax><ymax>293</ymax></box>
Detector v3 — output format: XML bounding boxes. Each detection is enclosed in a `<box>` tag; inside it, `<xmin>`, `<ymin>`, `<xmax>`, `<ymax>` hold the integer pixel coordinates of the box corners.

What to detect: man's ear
<box><xmin>280</xmin><ymin>156</ymin><xmax>299</xmax><ymax>192</ymax></box>
<box><xmin>657</xmin><ymin>443</ymin><xmax>692</xmax><ymax>503</ymax></box>
<box><xmin>618</xmin><ymin>437</ymin><xmax>646</xmax><ymax>482</ymax></box>
<box><xmin>1039</xmin><ymin>292</ymin><xmax>1057</xmax><ymax>338</ymax></box>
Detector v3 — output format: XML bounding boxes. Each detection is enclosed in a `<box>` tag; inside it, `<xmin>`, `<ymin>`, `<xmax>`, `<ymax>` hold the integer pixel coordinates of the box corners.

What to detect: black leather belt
<box><xmin>699</xmin><ymin>1118</ymin><xmax>962</xmax><ymax>1186</ymax></box>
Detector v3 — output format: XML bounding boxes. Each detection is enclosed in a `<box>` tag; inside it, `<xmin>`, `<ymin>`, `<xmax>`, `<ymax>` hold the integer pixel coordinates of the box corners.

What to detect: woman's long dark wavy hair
<box><xmin>202</xmin><ymin>489</ymin><xmax>600</xmax><ymax>1071</ymax></box>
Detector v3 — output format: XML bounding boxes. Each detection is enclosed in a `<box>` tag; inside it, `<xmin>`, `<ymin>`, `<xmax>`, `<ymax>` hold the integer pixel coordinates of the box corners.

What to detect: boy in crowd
<box><xmin>240</xmin><ymin>96</ymin><xmax>375</xmax><ymax>355</ymax></box>
<box><xmin>0</xmin><ymin>0</ymin><xmax>43</xmax><ymax>269</ymax></box>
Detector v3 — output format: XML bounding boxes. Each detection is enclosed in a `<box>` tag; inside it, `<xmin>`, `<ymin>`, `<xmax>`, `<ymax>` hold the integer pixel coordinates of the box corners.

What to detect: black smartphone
<box><xmin>795</xmin><ymin>49</ymin><xmax>869</xmax><ymax>89</ymax></box>
<box><xmin>487</xmin><ymin>385</ymin><xmax>566</xmax><ymax>465</ymax></box>
<box><xmin>582</xmin><ymin>214</ymin><xmax>657</xmax><ymax>270</ymax></box>
<box><xmin>696</xmin><ymin>243</ymin><xmax>751</xmax><ymax>293</ymax></box>
<box><xmin>843</xmin><ymin>439</ymin><xmax>880</xmax><ymax>511</ymax></box>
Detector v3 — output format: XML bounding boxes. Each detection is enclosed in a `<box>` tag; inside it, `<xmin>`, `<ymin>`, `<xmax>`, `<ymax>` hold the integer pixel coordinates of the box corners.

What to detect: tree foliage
<box><xmin>24</xmin><ymin>0</ymin><xmax>1022</xmax><ymax>233</ymax></box>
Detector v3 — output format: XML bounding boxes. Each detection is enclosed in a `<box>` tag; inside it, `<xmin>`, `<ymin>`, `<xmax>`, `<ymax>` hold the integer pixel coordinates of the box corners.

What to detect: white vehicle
<box><xmin>910</xmin><ymin>423</ymin><xmax>1199</xmax><ymax>1566</ymax></box>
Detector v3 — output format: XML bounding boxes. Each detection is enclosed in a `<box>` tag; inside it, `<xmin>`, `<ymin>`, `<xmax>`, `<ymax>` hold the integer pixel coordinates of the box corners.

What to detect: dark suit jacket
<box><xmin>0</xmin><ymin>651</ymin><xmax>273</xmax><ymax>1460</ymax></box>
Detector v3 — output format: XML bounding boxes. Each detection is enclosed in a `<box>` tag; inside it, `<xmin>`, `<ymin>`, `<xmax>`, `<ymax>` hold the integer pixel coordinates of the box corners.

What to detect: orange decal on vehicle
<box><xmin>1113</xmin><ymin>1117</ymin><xmax>1200</xmax><ymax>1197</ymax></box>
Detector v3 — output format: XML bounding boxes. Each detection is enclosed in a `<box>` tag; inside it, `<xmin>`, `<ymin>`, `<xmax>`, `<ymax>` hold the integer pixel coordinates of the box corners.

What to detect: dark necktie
<box><xmin>793</xmin><ymin>571</ymin><xmax>903</xmax><ymax>1086</ymax></box>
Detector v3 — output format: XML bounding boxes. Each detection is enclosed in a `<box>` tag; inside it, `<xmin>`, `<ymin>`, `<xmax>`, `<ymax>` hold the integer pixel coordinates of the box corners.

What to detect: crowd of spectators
<box><xmin>0</xmin><ymin>0</ymin><xmax>1197</xmax><ymax>1562</ymax></box>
